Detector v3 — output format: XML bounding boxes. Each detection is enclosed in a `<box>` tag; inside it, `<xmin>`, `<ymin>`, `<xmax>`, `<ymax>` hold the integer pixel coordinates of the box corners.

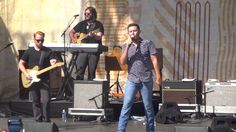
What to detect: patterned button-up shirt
<box><xmin>122</xmin><ymin>40</ymin><xmax>157</xmax><ymax>83</ymax></box>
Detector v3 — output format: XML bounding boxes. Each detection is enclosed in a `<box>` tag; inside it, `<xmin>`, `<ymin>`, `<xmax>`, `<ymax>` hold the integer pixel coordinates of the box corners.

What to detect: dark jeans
<box><xmin>29</xmin><ymin>80</ymin><xmax>50</xmax><ymax>122</ymax></box>
<box><xmin>76</xmin><ymin>52</ymin><xmax>100</xmax><ymax>80</ymax></box>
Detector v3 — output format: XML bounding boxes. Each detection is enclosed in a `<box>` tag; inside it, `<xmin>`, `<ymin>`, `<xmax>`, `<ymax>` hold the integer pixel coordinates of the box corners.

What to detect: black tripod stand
<box><xmin>109</xmin><ymin>71</ymin><xmax>123</xmax><ymax>94</ymax></box>
<box><xmin>105</xmin><ymin>52</ymin><xmax>126</xmax><ymax>97</ymax></box>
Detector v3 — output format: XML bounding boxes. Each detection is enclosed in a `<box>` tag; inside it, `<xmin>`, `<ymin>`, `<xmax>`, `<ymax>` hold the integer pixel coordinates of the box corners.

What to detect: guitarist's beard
<box><xmin>85</xmin><ymin>18</ymin><xmax>95</xmax><ymax>23</ymax></box>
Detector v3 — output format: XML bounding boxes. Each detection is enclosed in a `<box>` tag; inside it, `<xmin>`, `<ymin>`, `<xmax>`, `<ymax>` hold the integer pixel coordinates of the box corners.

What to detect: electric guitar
<box><xmin>76</xmin><ymin>28</ymin><xmax>100</xmax><ymax>43</ymax></box>
<box><xmin>21</xmin><ymin>62</ymin><xmax>64</xmax><ymax>88</ymax></box>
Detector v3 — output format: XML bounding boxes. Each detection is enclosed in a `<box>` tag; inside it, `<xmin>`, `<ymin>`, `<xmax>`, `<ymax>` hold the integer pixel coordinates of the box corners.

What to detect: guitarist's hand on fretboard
<box><xmin>50</xmin><ymin>59</ymin><xmax>57</xmax><ymax>65</ymax></box>
<box><xmin>88</xmin><ymin>32</ymin><xmax>95</xmax><ymax>37</ymax></box>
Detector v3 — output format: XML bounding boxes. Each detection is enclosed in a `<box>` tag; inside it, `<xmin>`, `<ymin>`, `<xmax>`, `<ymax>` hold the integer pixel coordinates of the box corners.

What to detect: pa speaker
<box><xmin>175</xmin><ymin>126</ymin><xmax>209</xmax><ymax>132</ymax></box>
<box><xmin>73</xmin><ymin>80</ymin><xmax>109</xmax><ymax>109</ymax></box>
<box><xmin>210</xmin><ymin>117</ymin><xmax>236</xmax><ymax>132</ymax></box>
<box><xmin>23</xmin><ymin>122</ymin><xmax>58</xmax><ymax>132</ymax></box>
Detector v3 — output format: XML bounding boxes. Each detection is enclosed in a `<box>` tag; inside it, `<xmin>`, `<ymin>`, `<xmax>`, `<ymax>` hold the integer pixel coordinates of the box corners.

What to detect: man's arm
<box><xmin>89</xmin><ymin>31</ymin><xmax>103</xmax><ymax>41</ymax></box>
<box><xmin>18</xmin><ymin>59</ymin><xmax>32</xmax><ymax>80</ymax></box>
<box><xmin>151</xmin><ymin>54</ymin><xmax>162</xmax><ymax>85</ymax></box>
<box><xmin>69</xmin><ymin>29</ymin><xmax>77</xmax><ymax>43</ymax></box>
<box><xmin>120</xmin><ymin>44</ymin><xmax>130</xmax><ymax>65</ymax></box>
<box><xmin>120</xmin><ymin>35</ymin><xmax>133</xmax><ymax>65</ymax></box>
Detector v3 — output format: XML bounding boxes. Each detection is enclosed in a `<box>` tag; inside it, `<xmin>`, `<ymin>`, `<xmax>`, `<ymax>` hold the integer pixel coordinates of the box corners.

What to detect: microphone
<box><xmin>7</xmin><ymin>42</ymin><xmax>13</xmax><ymax>46</ymax></box>
<box><xmin>202</xmin><ymin>90</ymin><xmax>214</xmax><ymax>94</ymax></box>
<box><xmin>73</xmin><ymin>14</ymin><xmax>80</xmax><ymax>17</ymax></box>
<box><xmin>88</xmin><ymin>97</ymin><xmax>94</xmax><ymax>101</ymax></box>
<box><xmin>4</xmin><ymin>42</ymin><xmax>13</xmax><ymax>49</ymax></box>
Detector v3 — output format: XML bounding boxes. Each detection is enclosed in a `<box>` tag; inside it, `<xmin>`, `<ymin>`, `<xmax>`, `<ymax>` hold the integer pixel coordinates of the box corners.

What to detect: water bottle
<box><xmin>61</xmin><ymin>109</ymin><xmax>67</xmax><ymax>122</ymax></box>
<box><xmin>195</xmin><ymin>104</ymin><xmax>200</xmax><ymax>113</ymax></box>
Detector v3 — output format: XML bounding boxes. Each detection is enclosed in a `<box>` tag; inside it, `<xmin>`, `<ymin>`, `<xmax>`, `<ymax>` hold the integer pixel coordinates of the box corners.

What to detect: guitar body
<box><xmin>21</xmin><ymin>62</ymin><xmax>64</xmax><ymax>89</ymax></box>
<box><xmin>21</xmin><ymin>66</ymin><xmax>41</xmax><ymax>88</ymax></box>
<box><xmin>76</xmin><ymin>33</ymin><xmax>87</xmax><ymax>43</ymax></box>
<box><xmin>76</xmin><ymin>29</ymin><xmax>100</xmax><ymax>44</ymax></box>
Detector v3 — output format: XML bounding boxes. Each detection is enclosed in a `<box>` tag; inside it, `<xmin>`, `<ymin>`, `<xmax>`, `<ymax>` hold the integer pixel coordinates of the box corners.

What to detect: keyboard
<box><xmin>28</xmin><ymin>42</ymin><xmax>108</xmax><ymax>52</ymax></box>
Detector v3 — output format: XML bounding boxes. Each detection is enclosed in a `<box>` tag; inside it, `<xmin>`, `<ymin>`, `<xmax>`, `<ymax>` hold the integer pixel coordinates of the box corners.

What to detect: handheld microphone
<box><xmin>73</xmin><ymin>14</ymin><xmax>80</xmax><ymax>17</ymax></box>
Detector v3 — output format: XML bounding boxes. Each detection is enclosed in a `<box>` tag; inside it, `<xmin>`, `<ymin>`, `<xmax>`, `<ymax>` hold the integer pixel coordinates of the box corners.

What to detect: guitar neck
<box><xmin>36</xmin><ymin>65</ymin><xmax>60</xmax><ymax>76</ymax></box>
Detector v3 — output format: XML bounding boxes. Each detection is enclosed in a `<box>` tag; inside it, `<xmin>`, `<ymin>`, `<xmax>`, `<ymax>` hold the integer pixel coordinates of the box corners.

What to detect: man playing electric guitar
<box><xmin>69</xmin><ymin>6</ymin><xmax>104</xmax><ymax>80</ymax></box>
<box><xmin>18</xmin><ymin>31</ymin><xmax>59</xmax><ymax>122</ymax></box>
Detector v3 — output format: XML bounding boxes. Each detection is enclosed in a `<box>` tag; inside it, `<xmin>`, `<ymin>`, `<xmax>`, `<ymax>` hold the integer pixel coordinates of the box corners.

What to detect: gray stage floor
<box><xmin>0</xmin><ymin>116</ymin><xmax>213</xmax><ymax>132</ymax></box>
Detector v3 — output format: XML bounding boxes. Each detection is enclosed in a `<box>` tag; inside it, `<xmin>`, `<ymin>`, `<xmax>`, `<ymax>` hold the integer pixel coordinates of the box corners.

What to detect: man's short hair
<box><xmin>33</xmin><ymin>31</ymin><xmax>45</xmax><ymax>38</ymax></box>
<box><xmin>127</xmin><ymin>23</ymin><xmax>140</xmax><ymax>30</ymax></box>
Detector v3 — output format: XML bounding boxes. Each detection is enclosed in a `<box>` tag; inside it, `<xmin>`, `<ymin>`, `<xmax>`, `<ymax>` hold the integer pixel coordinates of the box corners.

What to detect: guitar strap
<box><xmin>38</xmin><ymin>49</ymin><xmax>46</xmax><ymax>69</ymax></box>
<box><xmin>88</xmin><ymin>23</ymin><xmax>95</xmax><ymax>32</ymax></box>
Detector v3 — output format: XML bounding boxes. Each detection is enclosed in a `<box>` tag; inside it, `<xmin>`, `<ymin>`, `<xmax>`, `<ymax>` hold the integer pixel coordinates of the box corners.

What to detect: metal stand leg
<box><xmin>54</xmin><ymin>52</ymin><xmax>78</xmax><ymax>100</ymax></box>
<box><xmin>109</xmin><ymin>71</ymin><xmax>123</xmax><ymax>94</ymax></box>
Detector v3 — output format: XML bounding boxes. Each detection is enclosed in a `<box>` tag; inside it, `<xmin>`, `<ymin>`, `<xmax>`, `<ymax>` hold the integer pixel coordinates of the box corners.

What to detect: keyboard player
<box><xmin>69</xmin><ymin>6</ymin><xmax>104</xmax><ymax>80</ymax></box>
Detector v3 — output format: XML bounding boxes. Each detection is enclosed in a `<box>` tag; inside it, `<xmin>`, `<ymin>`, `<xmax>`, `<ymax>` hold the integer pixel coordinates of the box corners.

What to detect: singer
<box><xmin>69</xmin><ymin>6</ymin><xmax>104</xmax><ymax>80</ymax></box>
<box><xmin>118</xmin><ymin>23</ymin><xmax>162</xmax><ymax>132</ymax></box>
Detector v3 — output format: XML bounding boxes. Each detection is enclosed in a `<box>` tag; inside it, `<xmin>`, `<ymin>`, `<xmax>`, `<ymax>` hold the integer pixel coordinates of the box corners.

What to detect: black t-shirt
<box><xmin>21</xmin><ymin>46</ymin><xmax>55</xmax><ymax>80</ymax></box>
<box><xmin>73</xmin><ymin>20</ymin><xmax>104</xmax><ymax>44</ymax></box>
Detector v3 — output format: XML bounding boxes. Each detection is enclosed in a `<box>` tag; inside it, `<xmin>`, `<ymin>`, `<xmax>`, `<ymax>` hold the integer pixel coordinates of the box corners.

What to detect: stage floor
<box><xmin>0</xmin><ymin>116</ymin><xmax>213</xmax><ymax>132</ymax></box>
<box><xmin>0</xmin><ymin>99</ymin><xmax>223</xmax><ymax>132</ymax></box>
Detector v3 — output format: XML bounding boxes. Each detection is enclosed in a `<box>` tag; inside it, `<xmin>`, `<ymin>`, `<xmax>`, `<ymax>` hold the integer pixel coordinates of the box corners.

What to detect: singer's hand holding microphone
<box><xmin>124</xmin><ymin>34</ymin><xmax>133</xmax><ymax>47</ymax></box>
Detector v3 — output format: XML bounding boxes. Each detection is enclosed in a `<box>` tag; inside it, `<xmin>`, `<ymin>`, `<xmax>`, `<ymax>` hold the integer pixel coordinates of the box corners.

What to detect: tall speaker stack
<box><xmin>68</xmin><ymin>80</ymin><xmax>111</xmax><ymax>118</ymax></box>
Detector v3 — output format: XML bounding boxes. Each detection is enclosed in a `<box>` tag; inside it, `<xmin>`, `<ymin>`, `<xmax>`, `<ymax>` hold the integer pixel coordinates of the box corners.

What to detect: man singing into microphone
<box><xmin>69</xmin><ymin>6</ymin><xmax>104</xmax><ymax>80</ymax></box>
<box><xmin>118</xmin><ymin>23</ymin><xmax>162</xmax><ymax>132</ymax></box>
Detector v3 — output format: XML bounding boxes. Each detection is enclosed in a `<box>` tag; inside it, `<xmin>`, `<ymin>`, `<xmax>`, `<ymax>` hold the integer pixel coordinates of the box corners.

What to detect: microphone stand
<box><xmin>56</xmin><ymin>15</ymin><xmax>78</xmax><ymax>100</ymax></box>
<box><xmin>60</xmin><ymin>16</ymin><xmax>78</xmax><ymax>62</ymax></box>
<box><xmin>0</xmin><ymin>43</ymin><xmax>13</xmax><ymax>53</ymax></box>
<box><xmin>201</xmin><ymin>89</ymin><xmax>215</xmax><ymax>117</ymax></box>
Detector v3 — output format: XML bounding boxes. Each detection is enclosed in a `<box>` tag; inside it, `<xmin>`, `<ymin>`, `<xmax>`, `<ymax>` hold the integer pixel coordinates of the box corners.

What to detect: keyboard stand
<box><xmin>55</xmin><ymin>52</ymin><xmax>79</xmax><ymax>101</ymax></box>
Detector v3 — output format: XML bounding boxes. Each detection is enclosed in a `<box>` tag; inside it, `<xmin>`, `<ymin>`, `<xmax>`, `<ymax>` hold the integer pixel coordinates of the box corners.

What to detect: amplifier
<box><xmin>205</xmin><ymin>82</ymin><xmax>236</xmax><ymax>106</ymax></box>
<box><xmin>73</xmin><ymin>80</ymin><xmax>109</xmax><ymax>109</ymax></box>
<box><xmin>162</xmin><ymin>80</ymin><xmax>202</xmax><ymax>104</ymax></box>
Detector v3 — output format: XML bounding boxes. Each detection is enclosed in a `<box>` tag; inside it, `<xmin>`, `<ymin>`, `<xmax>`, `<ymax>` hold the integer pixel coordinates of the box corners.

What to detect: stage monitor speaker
<box><xmin>210</xmin><ymin>117</ymin><xmax>236</xmax><ymax>132</ymax></box>
<box><xmin>156</xmin><ymin>102</ymin><xmax>183</xmax><ymax>124</ymax></box>
<box><xmin>175</xmin><ymin>126</ymin><xmax>209</xmax><ymax>132</ymax></box>
<box><xmin>23</xmin><ymin>122</ymin><xmax>58</xmax><ymax>132</ymax></box>
<box><xmin>73</xmin><ymin>80</ymin><xmax>109</xmax><ymax>109</ymax></box>
<box><xmin>162</xmin><ymin>80</ymin><xmax>202</xmax><ymax>104</ymax></box>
